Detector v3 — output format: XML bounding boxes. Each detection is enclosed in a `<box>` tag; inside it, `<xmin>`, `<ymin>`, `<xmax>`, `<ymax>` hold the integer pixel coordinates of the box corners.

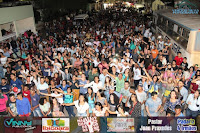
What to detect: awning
<box><xmin>74</xmin><ymin>14</ymin><xmax>89</xmax><ymax>20</ymax></box>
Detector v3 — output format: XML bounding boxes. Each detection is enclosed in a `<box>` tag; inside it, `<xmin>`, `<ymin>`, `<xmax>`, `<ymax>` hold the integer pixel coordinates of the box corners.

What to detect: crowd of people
<box><xmin>0</xmin><ymin>4</ymin><xmax>200</xmax><ymax>118</ymax></box>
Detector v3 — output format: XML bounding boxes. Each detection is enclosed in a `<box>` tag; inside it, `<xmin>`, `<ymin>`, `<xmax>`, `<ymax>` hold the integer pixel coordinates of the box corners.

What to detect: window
<box><xmin>168</xmin><ymin>20</ymin><xmax>174</xmax><ymax>30</ymax></box>
<box><xmin>194</xmin><ymin>32</ymin><xmax>200</xmax><ymax>51</ymax></box>
<box><xmin>178</xmin><ymin>26</ymin><xmax>182</xmax><ymax>36</ymax></box>
<box><xmin>182</xmin><ymin>28</ymin><xmax>190</xmax><ymax>39</ymax></box>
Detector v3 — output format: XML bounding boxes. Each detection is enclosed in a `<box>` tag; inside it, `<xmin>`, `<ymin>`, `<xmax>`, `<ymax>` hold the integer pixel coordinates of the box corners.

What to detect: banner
<box><xmin>0</xmin><ymin>116</ymin><xmax>200</xmax><ymax>133</ymax></box>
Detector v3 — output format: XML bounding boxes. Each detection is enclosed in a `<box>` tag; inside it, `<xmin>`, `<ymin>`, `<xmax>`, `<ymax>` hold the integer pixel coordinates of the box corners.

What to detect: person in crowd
<box><xmin>6</xmin><ymin>94</ymin><xmax>18</xmax><ymax>117</ymax></box>
<box><xmin>186</xmin><ymin>90</ymin><xmax>200</xmax><ymax>117</ymax></box>
<box><xmin>0</xmin><ymin>78</ymin><xmax>11</xmax><ymax>96</ymax></box>
<box><xmin>39</xmin><ymin>97</ymin><xmax>52</xmax><ymax>117</ymax></box>
<box><xmin>161</xmin><ymin>90</ymin><xmax>181</xmax><ymax>114</ymax></box>
<box><xmin>30</xmin><ymin>89</ymin><xmax>42</xmax><ymax>117</ymax></box>
<box><xmin>95</xmin><ymin>89</ymin><xmax>108</xmax><ymax>107</ymax></box>
<box><xmin>120</xmin><ymin>81</ymin><xmax>132</xmax><ymax>112</ymax></box>
<box><xmin>16</xmin><ymin>92</ymin><xmax>31</xmax><ymax>117</ymax></box>
<box><xmin>84</xmin><ymin>76</ymin><xmax>103</xmax><ymax>94</ymax></box>
<box><xmin>135</xmin><ymin>84</ymin><xmax>147</xmax><ymax>116</ymax></box>
<box><xmin>0</xmin><ymin>90</ymin><xmax>8</xmax><ymax>115</ymax></box>
<box><xmin>37</xmin><ymin>77</ymin><xmax>49</xmax><ymax>102</ymax></box>
<box><xmin>107</xmin><ymin>93</ymin><xmax>119</xmax><ymax>117</ymax></box>
<box><xmin>127</xmin><ymin>94</ymin><xmax>141</xmax><ymax>117</ymax></box>
<box><xmin>56</xmin><ymin>87</ymin><xmax>75</xmax><ymax>117</ymax></box>
<box><xmin>175</xmin><ymin>105</ymin><xmax>184</xmax><ymax>117</ymax></box>
<box><xmin>92</xmin><ymin>102</ymin><xmax>106</xmax><ymax>117</ymax></box>
<box><xmin>145</xmin><ymin>92</ymin><xmax>162</xmax><ymax>117</ymax></box>
<box><xmin>52</xmin><ymin>97</ymin><xmax>64</xmax><ymax>117</ymax></box>
<box><xmin>62</xmin><ymin>94</ymin><xmax>89</xmax><ymax>117</ymax></box>
<box><xmin>87</xmin><ymin>87</ymin><xmax>95</xmax><ymax>115</ymax></box>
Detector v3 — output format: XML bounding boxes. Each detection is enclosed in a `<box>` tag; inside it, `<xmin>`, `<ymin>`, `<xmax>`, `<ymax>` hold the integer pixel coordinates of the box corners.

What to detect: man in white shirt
<box><xmin>99</xmin><ymin>68</ymin><xmax>109</xmax><ymax>87</ymax></box>
<box><xmin>37</xmin><ymin>77</ymin><xmax>49</xmax><ymax>101</ymax></box>
<box><xmin>120</xmin><ymin>81</ymin><xmax>132</xmax><ymax>112</ymax></box>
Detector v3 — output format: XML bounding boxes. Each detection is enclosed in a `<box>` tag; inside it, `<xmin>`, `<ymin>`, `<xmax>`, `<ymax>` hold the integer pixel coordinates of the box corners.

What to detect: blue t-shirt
<box><xmin>41</xmin><ymin>67</ymin><xmax>50</xmax><ymax>77</ymax></box>
<box><xmin>16</xmin><ymin>98</ymin><xmax>31</xmax><ymax>115</ymax></box>
<box><xmin>10</xmin><ymin>79</ymin><xmax>23</xmax><ymax>90</ymax></box>
<box><xmin>31</xmin><ymin>93</ymin><xmax>40</xmax><ymax>107</ymax></box>
<box><xmin>0</xmin><ymin>84</ymin><xmax>10</xmax><ymax>93</ymax></box>
<box><xmin>79</xmin><ymin>80</ymin><xmax>87</xmax><ymax>94</ymax></box>
<box><xmin>145</xmin><ymin>97</ymin><xmax>162</xmax><ymax>116</ymax></box>
<box><xmin>177</xmin><ymin>113</ymin><xmax>184</xmax><ymax>117</ymax></box>
<box><xmin>56</xmin><ymin>84</ymin><xmax>70</xmax><ymax>91</ymax></box>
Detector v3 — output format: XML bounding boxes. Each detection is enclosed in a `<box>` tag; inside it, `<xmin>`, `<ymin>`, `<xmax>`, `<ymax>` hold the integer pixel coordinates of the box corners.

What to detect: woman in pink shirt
<box><xmin>0</xmin><ymin>92</ymin><xmax>8</xmax><ymax>115</ymax></box>
<box><xmin>74</xmin><ymin>57</ymin><xmax>82</xmax><ymax>68</ymax></box>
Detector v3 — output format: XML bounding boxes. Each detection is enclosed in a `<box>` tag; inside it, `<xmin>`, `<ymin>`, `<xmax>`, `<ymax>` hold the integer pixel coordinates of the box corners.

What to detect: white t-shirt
<box><xmin>135</xmin><ymin>90</ymin><xmax>147</xmax><ymax>110</ymax></box>
<box><xmin>0</xmin><ymin>57</ymin><xmax>7</xmax><ymax>65</ymax></box>
<box><xmin>74</xmin><ymin>100</ymin><xmax>89</xmax><ymax>114</ymax></box>
<box><xmin>93</xmin><ymin>60</ymin><xmax>100</xmax><ymax>67</ymax></box>
<box><xmin>195</xmin><ymin>81</ymin><xmax>200</xmax><ymax>90</ymax></box>
<box><xmin>116</xmin><ymin>111</ymin><xmax>129</xmax><ymax>116</ymax></box>
<box><xmin>144</xmin><ymin>29</ymin><xmax>150</xmax><ymax>38</ymax></box>
<box><xmin>84</xmin><ymin>81</ymin><xmax>103</xmax><ymax>93</ymax></box>
<box><xmin>37</xmin><ymin>83</ymin><xmax>49</xmax><ymax>90</ymax></box>
<box><xmin>92</xmin><ymin>108</ymin><xmax>106</xmax><ymax>117</ymax></box>
<box><xmin>51</xmin><ymin>93</ymin><xmax>63</xmax><ymax>104</ymax></box>
<box><xmin>39</xmin><ymin>102</ymin><xmax>51</xmax><ymax>114</ymax></box>
<box><xmin>133</xmin><ymin>67</ymin><xmax>141</xmax><ymax>80</ymax></box>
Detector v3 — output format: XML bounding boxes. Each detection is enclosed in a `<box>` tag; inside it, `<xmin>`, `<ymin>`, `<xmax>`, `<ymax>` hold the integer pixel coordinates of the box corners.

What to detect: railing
<box><xmin>0</xmin><ymin>1</ymin><xmax>32</xmax><ymax>8</ymax></box>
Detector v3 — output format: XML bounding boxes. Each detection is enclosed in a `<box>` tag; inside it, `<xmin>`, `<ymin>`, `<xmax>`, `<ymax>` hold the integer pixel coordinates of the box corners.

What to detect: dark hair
<box><xmin>166</xmin><ymin>108</ymin><xmax>175</xmax><ymax>116</ymax></box>
<box><xmin>175</xmin><ymin>104</ymin><xmax>182</xmax><ymax>110</ymax></box>
<box><xmin>10</xmin><ymin>73</ymin><xmax>15</xmax><ymax>76</ymax></box>
<box><xmin>39</xmin><ymin>98</ymin><xmax>46</xmax><ymax>105</ymax></box>
<box><xmin>125</xmin><ymin>81</ymin><xmax>129</xmax><ymax>84</ymax></box>
<box><xmin>79</xmin><ymin>94</ymin><xmax>88</xmax><ymax>105</ymax></box>
<box><xmin>117</xmin><ymin>105</ymin><xmax>124</xmax><ymax>112</ymax></box>
<box><xmin>170</xmin><ymin>90</ymin><xmax>178</xmax><ymax>99</ymax></box>
<box><xmin>129</xmin><ymin>94</ymin><xmax>138</xmax><ymax>107</ymax></box>
<box><xmin>177</xmin><ymin>52</ymin><xmax>181</xmax><ymax>54</ymax></box>
<box><xmin>109</xmin><ymin>93</ymin><xmax>119</xmax><ymax>105</ymax></box>
<box><xmin>86</xmin><ymin>87</ymin><xmax>93</xmax><ymax>97</ymax></box>
<box><xmin>151</xmin><ymin>91</ymin><xmax>158</xmax><ymax>96</ymax></box>
<box><xmin>17</xmin><ymin>92</ymin><xmax>22</xmax><ymax>96</ymax></box>
<box><xmin>95</xmin><ymin>102</ymin><xmax>103</xmax><ymax>110</ymax></box>
<box><xmin>98</xmin><ymin>89</ymin><xmax>105</xmax><ymax>97</ymax></box>
<box><xmin>9</xmin><ymin>93</ymin><xmax>15</xmax><ymax>97</ymax></box>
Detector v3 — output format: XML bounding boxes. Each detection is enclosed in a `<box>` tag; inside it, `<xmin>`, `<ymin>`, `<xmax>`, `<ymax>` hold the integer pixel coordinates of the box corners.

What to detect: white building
<box><xmin>0</xmin><ymin>5</ymin><xmax>36</xmax><ymax>41</ymax></box>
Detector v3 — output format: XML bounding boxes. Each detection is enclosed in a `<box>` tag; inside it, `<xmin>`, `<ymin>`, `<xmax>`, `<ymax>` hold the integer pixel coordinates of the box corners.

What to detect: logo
<box><xmin>4</xmin><ymin>118</ymin><xmax>32</xmax><ymax>128</ymax></box>
<box><xmin>77</xmin><ymin>117</ymin><xmax>99</xmax><ymax>132</ymax></box>
<box><xmin>173</xmin><ymin>0</ymin><xmax>199</xmax><ymax>14</ymax></box>
<box><xmin>107</xmin><ymin>118</ymin><xmax>135</xmax><ymax>132</ymax></box>
<box><xmin>42</xmin><ymin>118</ymin><xmax>70</xmax><ymax>132</ymax></box>
<box><xmin>177</xmin><ymin>118</ymin><xmax>197</xmax><ymax>131</ymax></box>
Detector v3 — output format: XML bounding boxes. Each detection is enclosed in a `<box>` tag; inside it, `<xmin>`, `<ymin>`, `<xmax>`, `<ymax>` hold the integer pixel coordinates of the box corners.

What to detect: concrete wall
<box><xmin>15</xmin><ymin>17</ymin><xmax>36</xmax><ymax>35</ymax></box>
<box><xmin>0</xmin><ymin>5</ymin><xmax>34</xmax><ymax>24</ymax></box>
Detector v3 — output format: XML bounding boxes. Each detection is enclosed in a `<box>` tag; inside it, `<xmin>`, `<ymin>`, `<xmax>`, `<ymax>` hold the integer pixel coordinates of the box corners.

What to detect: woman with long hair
<box><xmin>127</xmin><ymin>94</ymin><xmax>141</xmax><ymax>117</ymax></box>
<box><xmin>92</xmin><ymin>102</ymin><xmax>106</xmax><ymax>117</ymax></box>
<box><xmin>95</xmin><ymin>89</ymin><xmax>108</xmax><ymax>107</ymax></box>
<box><xmin>86</xmin><ymin>87</ymin><xmax>95</xmax><ymax>115</ymax></box>
<box><xmin>104</xmin><ymin>76</ymin><xmax>114</xmax><ymax>100</ymax></box>
<box><xmin>52</xmin><ymin>97</ymin><xmax>64</xmax><ymax>117</ymax></box>
<box><xmin>107</xmin><ymin>93</ymin><xmax>119</xmax><ymax>117</ymax></box>
<box><xmin>161</xmin><ymin>90</ymin><xmax>181</xmax><ymax>115</ymax></box>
